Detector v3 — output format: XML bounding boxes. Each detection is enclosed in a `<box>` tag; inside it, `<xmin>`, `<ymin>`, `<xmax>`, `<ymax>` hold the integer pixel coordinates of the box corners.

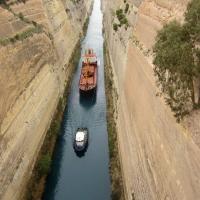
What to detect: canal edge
<box><xmin>22</xmin><ymin>11</ymin><xmax>92</xmax><ymax>200</ymax></box>
<box><xmin>104</xmin><ymin>40</ymin><xmax>126</xmax><ymax>200</ymax></box>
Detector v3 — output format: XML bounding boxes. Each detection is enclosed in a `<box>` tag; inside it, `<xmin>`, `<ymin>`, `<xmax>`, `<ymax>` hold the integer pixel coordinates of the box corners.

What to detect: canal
<box><xmin>43</xmin><ymin>0</ymin><xmax>111</xmax><ymax>199</ymax></box>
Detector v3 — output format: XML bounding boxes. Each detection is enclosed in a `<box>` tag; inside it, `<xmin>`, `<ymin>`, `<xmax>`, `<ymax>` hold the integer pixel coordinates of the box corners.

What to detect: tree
<box><xmin>153</xmin><ymin>21</ymin><xmax>194</xmax><ymax>120</ymax></box>
<box><xmin>184</xmin><ymin>0</ymin><xmax>200</xmax><ymax>75</ymax></box>
<box><xmin>185</xmin><ymin>0</ymin><xmax>200</xmax><ymax>98</ymax></box>
<box><xmin>153</xmin><ymin>0</ymin><xmax>200</xmax><ymax>120</ymax></box>
<box><xmin>185</xmin><ymin>0</ymin><xmax>200</xmax><ymax>43</ymax></box>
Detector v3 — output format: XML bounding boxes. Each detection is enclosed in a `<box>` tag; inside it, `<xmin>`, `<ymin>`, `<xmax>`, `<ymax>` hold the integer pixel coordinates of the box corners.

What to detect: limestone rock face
<box><xmin>0</xmin><ymin>0</ymin><xmax>92</xmax><ymax>199</ymax></box>
<box><xmin>103</xmin><ymin>0</ymin><xmax>200</xmax><ymax>199</ymax></box>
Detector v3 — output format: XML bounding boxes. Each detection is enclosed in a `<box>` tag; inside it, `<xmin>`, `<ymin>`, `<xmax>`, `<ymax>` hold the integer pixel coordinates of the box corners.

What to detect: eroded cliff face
<box><xmin>103</xmin><ymin>0</ymin><xmax>200</xmax><ymax>199</ymax></box>
<box><xmin>0</xmin><ymin>0</ymin><xmax>92</xmax><ymax>199</ymax></box>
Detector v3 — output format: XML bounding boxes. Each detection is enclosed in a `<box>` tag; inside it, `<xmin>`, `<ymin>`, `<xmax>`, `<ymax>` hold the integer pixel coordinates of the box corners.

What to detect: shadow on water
<box><xmin>74</xmin><ymin>146</ymin><xmax>89</xmax><ymax>158</ymax></box>
<box><xmin>74</xmin><ymin>150</ymin><xmax>87</xmax><ymax>158</ymax></box>
<box><xmin>79</xmin><ymin>92</ymin><xmax>97</xmax><ymax>108</ymax></box>
<box><xmin>43</xmin><ymin>109</ymin><xmax>69</xmax><ymax>199</ymax></box>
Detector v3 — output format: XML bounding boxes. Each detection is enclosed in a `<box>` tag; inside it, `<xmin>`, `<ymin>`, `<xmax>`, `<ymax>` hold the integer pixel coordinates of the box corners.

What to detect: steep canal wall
<box><xmin>0</xmin><ymin>0</ymin><xmax>92</xmax><ymax>199</ymax></box>
<box><xmin>104</xmin><ymin>41</ymin><xmax>125</xmax><ymax>200</ymax></box>
<box><xmin>103</xmin><ymin>0</ymin><xmax>200</xmax><ymax>200</ymax></box>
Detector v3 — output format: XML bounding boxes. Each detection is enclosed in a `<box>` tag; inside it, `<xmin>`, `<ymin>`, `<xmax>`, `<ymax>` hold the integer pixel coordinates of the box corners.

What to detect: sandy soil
<box><xmin>183</xmin><ymin>110</ymin><xmax>200</xmax><ymax>148</ymax></box>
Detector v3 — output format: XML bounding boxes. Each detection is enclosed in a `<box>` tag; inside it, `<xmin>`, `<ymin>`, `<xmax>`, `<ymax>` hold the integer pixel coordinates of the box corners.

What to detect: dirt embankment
<box><xmin>0</xmin><ymin>0</ymin><xmax>92</xmax><ymax>199</ymax></box>
<box><xmin>103</xmin><ymin>0</ymin><xmax>200</xmax><ymax>199</ymax></box>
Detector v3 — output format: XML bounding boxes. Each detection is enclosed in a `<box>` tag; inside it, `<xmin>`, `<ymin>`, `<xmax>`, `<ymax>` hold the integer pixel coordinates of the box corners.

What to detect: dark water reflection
<box><xmin>43</xmin><ymin>0</ymin><xmax>111</xmax><ymax>199</ymax></box>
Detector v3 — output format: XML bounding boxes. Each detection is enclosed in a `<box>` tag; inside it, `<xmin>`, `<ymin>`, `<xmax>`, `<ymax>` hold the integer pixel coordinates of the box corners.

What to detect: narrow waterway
<box><xmin>43</xmin><ymin>0</ymin><xmax>111</xmax><ymax>199</ymax></box>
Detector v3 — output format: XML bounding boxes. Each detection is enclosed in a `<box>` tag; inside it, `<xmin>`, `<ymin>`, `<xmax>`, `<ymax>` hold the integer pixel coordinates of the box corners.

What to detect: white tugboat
<box><xmin>74</xmin><ymin>128</ymin><xmax>89</xmax><ymax>152</ymax></box>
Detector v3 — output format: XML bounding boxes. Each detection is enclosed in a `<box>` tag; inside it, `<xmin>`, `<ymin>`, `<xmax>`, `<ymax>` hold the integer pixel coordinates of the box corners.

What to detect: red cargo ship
<box><xmin>79</xmin><ymin>49</ymin><xmax>98</xmax><ymax>95</ymax></box>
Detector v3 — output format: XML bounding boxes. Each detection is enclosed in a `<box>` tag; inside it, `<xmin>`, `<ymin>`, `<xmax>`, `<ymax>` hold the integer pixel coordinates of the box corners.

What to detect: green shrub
<box><xmin>120</xmin><ymin>17</ymin><xmax>128</xmax><ymax>25</ymax></box>
<box><xmin>0</xmin><ymin>0</ymin><xmax>6</xmax><ymax>4</ymax></box>
<box><xmin>185</xmin><ymin>0</ymin><xmax>200</xmax><ymax>42</ymax></box>
<box><xmin>116</xmin><ymin>9</ymin><xmax>124</xmax><ymax>21</ymax></box>
<box><xmin>38</xmin><ymin>154</ymin><xmax>51</xmax><ymax>176</ymax></box>
<box><xmin>115</xmin><ymin>8</ymin><xmax>129</xmax><ymax>29</ymax></box>
<box><xmin>113</xmin><ymin>23</ymin><xmax>118</xmax><ymax>32</ymax></box>
<box><xmin>125</xmin><ymin>3</ymin><xmax>129</xmax><ymax>14</ymax></box>
<box><xmin>18</xmin><ymin>12</ymin><xmax>24</xmax><ymax>20</ymax></box>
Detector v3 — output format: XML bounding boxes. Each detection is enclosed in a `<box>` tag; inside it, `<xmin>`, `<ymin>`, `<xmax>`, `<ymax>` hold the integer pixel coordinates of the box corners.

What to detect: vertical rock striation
<box><xmin>0</xmin><ymin>0</ymin><xmax>92</xmax><ymax>199</ymax></box>
<box><xmin>103</xmin><ymin>0</ymin><xmax>200</xmax><ymax>199</ymax></box>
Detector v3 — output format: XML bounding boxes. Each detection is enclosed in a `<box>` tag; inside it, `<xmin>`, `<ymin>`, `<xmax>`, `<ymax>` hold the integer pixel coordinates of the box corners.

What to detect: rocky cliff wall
<box><xmin>103</xmin><ymin>0</ymin><xmax>200</xmax><ymax>199</ymax></box>
<box><xmin>0</xmin><ymin>0</ymin><xmax>92</xmax><ymax>199</ymax></box>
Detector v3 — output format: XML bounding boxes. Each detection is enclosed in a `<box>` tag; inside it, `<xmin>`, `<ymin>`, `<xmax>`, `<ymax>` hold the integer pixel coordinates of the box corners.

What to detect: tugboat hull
<box><xmin>73</xmin><ymin>128</ymin><xmax>89</xmax><ymax>152</ymax></box>
<box><xmin>74</xmin><ymin>140</ymin><xmax>88</xmax><ymax>152</ymax></box>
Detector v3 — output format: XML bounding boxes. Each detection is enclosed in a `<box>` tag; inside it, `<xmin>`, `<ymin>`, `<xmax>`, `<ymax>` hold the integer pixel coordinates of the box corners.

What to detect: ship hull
<box><xmin>79</xmin><ymin>64</ymin><xmax>97</xmax><ymax>95</ymax></box>
<box><xmin>79</xmin><ymin>84</ymin><xmax>97</xmax><ymax>95</ymax></box>
<box><xmin>79</xmin><ymin>49</ymin><xmax>98</xmax><ymax>97</ymax></box>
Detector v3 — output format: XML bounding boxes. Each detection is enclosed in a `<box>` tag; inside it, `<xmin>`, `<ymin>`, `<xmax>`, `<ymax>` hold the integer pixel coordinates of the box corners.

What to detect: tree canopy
<box><xmin>185</xmin><ymin>0</ymin><xmax>200</xmax><ymax>43</ymax></box>
<box><xmin>153</xmin><ymin>0</ymin><xmax>200</xmax><ymax>120</ymax></box>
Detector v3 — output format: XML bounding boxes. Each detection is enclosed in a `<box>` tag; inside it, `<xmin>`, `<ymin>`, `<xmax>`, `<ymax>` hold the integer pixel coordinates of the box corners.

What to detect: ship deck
<box><xmin>79</xmin><ymin>64</ymin><xmax>97</xmax><ymax>90</ymax></box>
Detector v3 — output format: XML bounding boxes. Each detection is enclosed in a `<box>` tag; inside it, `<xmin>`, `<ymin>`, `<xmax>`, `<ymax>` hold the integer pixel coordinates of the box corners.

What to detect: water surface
<box><xmin>43</xmin><ymin>0</ymin><xmax>111</xmax><ymax>199</ymax></box>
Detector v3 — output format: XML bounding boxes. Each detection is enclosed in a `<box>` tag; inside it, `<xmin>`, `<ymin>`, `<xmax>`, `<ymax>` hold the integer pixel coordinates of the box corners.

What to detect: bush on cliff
<box><xmin>113</xmin><ymin>23</ymin><xmax>118</xmax><ymax>32</ymax></box>
<box><xmin>125</xmin><ymin>3</ymin><xmax>129</xmax><ymax>14</ymax></box>
<box><xmin>113</xmin><ymin>8</ymin><xmax>129</xmax><ymax>32</ymax></box>
<box><xmin>38</xmin><ymin>154</ymin><xmax>51</xmax><ymax>176</ymax></box>
<box><xmin>153</xmin><ymin>0</ymin><xmax>200</xmax><ymax>121</ymax></box>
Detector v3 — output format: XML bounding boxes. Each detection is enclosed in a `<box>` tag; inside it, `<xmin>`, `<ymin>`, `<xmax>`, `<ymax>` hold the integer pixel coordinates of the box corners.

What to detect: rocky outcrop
<box><xmin>103</xmin><ymin>0</ymin><xmax>200</xmax><ymax>199</ymax></box>
<box><xmin>0</xmin><ymin>0</ymin><xmax>92</xmax><ymax>199</ymax></box>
